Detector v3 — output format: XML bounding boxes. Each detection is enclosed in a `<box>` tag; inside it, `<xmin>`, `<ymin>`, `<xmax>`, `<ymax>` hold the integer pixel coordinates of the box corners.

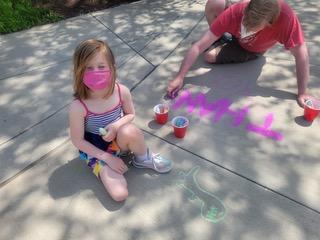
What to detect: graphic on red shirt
<box><xmin>210</xmin><ymin>0</ymin><xmax>305</xmax><ymax>53</ymax></box>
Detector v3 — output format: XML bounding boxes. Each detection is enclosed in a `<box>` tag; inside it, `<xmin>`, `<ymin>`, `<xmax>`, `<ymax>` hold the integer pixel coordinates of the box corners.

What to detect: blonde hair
<box><xmin>72</xmin><ymin>39</ymin><xmax>116</xmax><ymax>99</ymax></box>
<box><xmin>243</xmin><ymin>0</ymin><xmax>280</xmax><ymax>30</ymax></box>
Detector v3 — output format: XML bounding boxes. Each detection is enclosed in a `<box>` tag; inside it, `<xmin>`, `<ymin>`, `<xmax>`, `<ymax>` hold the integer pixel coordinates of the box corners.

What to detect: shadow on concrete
<box><xmin>147</xmin><ymin>119</ymin><xmax>168</xmax><ymax>130</ymax></box>
<box><xmin>182</xmin><ymin>55</ymin><xmax>296</xmax><ymax>103</ymax></box>
<box><xmin>47</xmin><ymin>153</ymin><xmax>166</xmax><ymax>211</ymax></box>
<box><xmin>294</xmin><ymin>116</ymin><xmax>313</xmax><ymax>127</ymax></box>
<box><xmin>48</xmin><ymin>157</ymin><xmax>125</xmax><ymax>211</ymax></box>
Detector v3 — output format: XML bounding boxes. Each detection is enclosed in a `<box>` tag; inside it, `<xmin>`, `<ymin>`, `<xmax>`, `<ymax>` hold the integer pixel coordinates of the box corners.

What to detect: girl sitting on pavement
<box><xmin>69</xmin><ymin>39</ymin><xmax>172</xmax><ymax>202</ymax></box>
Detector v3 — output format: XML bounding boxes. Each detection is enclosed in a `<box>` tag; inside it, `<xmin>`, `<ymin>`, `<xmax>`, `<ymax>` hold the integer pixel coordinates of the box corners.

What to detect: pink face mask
<box><xmin>83</xmin><ymin>70</ymin><xmax>112</xmax><ymax>91</ymax></box>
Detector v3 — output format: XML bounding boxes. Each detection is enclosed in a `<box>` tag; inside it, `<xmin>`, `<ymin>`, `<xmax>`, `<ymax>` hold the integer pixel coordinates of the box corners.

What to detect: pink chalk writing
<box><xmin>172</xmin><ymin>90</ymin><xmax>283</xmax><ymax>141</ymax></box>
<box><xmin>228</xmin><ymin>107</ymin><xmax>249</xmax><ymax>127</ymax></box>
<box><xmin>246</xmin><ymin>114</ymin><xmax>283</xmax><ymax>141</ymax></box>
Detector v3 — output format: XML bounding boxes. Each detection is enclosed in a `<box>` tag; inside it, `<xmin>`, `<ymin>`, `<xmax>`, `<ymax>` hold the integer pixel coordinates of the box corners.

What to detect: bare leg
<box><xmin>99</xmin><ymin>123</ymin><xmax>147</xmax><ymax>201</ymax></box>
<box><xmin>204</xmin><ymin>45</ymin><xmax>223</xmax><ymax>63</ymax></box>
<box><xmin>205</xmin><ymin>0</ymin><xmax>229</xmax><ymax>26</ymax></box>
<box><xmin>99</xmin><ymin>165</ymin><xmax>128</xmax><ymax>202</ymax></box>
<box><xmin>116</xmin><ymin>123</ymin><xmax>147</xmax><ymax>156</ymax></box>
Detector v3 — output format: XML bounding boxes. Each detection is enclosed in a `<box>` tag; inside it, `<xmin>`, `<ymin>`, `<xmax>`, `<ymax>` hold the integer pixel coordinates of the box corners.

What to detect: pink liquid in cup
<box><xmin>154</xmin><ymin>104</ymin><xmax>169</xmax><ymax>124</ymax></box>
<box><xmin>172</xmin><ymin>116</ymin><xmax>189</xmax><ymax>138</ymax></box>
<box><xmin>303</xmin><ymin>99</ymin><xmax>320</xmax><ymax>122</ymax></box>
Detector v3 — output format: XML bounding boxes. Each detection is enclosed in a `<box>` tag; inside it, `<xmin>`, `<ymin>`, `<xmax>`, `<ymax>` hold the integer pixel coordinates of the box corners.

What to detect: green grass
<box><xmin>0</xmin><ymin>0</ymin><xmax>62</xmax><ymax>34</ymax></box>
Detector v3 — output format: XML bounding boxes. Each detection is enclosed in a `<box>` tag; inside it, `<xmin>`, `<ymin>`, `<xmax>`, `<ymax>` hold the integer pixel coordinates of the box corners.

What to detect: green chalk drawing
<box><xmin>206</xmin><ymin>207</ymin><xmax>219</xmax><ymax>219</ymax></box>
<box><xmin>177</xmin><ymin>166</ymin><xmax>227</xmax><ymax>223</ymax></box>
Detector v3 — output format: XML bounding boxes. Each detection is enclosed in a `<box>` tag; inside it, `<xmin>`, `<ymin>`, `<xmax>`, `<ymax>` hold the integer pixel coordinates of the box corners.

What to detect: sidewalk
<box><xmin>0</xmin><ymin>0</ymin><xmax>320</xmax><ymax>239</ymax></box>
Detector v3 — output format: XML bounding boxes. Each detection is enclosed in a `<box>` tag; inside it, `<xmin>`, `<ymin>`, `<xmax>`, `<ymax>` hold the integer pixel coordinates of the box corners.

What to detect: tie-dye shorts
<box><xmin>79</xmin><ymin>139</ymin><xmax>121</xmax><ymax>178</ymax></box>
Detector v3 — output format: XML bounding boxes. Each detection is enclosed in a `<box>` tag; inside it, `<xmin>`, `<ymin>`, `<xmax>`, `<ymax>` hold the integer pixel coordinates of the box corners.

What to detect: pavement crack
<box><xmin>0</xmin><ymin>138</ymin><xmax>70</xmax><ymax>188</ymax></box>
<box><xmin>141</xmin><ymin>129</ymin><xmax>320</xmax><ymax>216</ymax></box>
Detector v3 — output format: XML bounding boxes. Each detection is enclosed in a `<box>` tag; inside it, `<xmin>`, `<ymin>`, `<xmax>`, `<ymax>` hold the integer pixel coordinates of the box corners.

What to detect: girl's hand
<box><xmin>104</xmin><ymin>155</ymin><xmax>128</xmax><ymax>174</ymax></box>
<box><xmin>102</xmin><ymin>124</ymin><xmax>117</xmax><ymax>142</ymax></box>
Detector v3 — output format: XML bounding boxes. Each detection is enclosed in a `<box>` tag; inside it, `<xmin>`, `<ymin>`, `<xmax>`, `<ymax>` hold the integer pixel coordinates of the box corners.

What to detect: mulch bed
<box><xmin>35</xmin><ymin>0</ymin><xmax>141</xmax><ymax>18</ymax></box>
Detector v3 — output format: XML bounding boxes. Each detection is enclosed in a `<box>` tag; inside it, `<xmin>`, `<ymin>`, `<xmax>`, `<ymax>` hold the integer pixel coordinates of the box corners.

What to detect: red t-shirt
<box><xmin>210</xmin><ymin>0</ymin><xmax>305</xmax><ymax>53</ymax></box>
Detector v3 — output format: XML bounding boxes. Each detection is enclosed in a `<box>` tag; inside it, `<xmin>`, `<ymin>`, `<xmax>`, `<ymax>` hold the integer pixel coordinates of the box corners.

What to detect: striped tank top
<box><xmin>79</xmin><ymin>83</ymin><xmax>124</xmax><ymax>135</ymax></box>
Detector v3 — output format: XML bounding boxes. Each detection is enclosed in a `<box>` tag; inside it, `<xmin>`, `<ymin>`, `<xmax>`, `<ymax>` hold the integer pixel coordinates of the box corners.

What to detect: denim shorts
<box><xmin>215</xmin><ymin>38</ymin><xmax>261</xmax><ymax>64</ymax></box>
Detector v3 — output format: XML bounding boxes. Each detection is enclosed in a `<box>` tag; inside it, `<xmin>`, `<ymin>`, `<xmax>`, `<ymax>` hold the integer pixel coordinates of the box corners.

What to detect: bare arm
<box><xmin>290</xmin><ymin>43</ymin><xmax>310</xmax><ymax>107</ymax></box>
<box><xmin>167</xmin><ymin>30</ymin><xmax>219</xmax><ymax>94</ymax></box>
<box><xmin>177</xmin><ymin>30</ymin><xmax>219</xmax><ymax>79</ymax></box>
<box><xmin>69</xmin><ymin>100</ymin><xmax>111</xmax><ymax>159</ymax></box>
<box><xmin>109</xmin><ymin>84</ymin><xmax>135</xmax><ymax>129</ymax></box>
<box><xmin>102</xmin><ymin>84</ymin><xmax>135</xmax><ymax>142</ymax></box>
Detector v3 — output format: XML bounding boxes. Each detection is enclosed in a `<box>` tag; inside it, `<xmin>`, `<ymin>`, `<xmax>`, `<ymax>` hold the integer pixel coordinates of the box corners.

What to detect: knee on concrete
<box><xmin>204</xmin><ymin>50</ymin><xmax>217</xmax><ymax>63</ymax></box>
<box><xmin>110</xmin><ymin>188</ymin><xmax>129</xmax><ymax>202</ymax></box>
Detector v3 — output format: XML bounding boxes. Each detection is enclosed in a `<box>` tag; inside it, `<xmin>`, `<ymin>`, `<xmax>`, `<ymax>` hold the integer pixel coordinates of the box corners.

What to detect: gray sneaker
<box><xmin>133</xmin><ymin>149</ymin><xmax>172</xmax><ymax>173</ymax></box>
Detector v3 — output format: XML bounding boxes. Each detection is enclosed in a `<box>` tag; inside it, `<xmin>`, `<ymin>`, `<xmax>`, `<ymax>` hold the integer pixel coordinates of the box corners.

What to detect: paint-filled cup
<box><xmin>303</xmin><ymin>99</ymin><xmax>320</xmax><ymax>122</ymax></box>
<box><xmin>154</xmin><ymin>104</ymin><xmax>169</xmax><ymax>124</ymax></box>
<box><xmin>172</xmin><ymin>116</ymin><xmax>189</xmax><ymax>138</ymax></box>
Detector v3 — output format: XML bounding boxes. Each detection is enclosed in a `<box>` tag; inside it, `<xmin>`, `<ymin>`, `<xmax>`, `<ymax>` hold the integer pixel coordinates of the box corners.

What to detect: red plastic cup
<box><xmin>172</xmin><ymin>116</ymin><xmax>189</xmax><ymax>138</ymax></box>
<box><xmin>303</xmin><ymin>99</ymin><xmax>320</xmax><ymax>122</ymax></box>
<box><xmin>154</xmin><ymin>104</ymin><xmax>169</xmax><ymax>124</ymax></box>
<box><xmin>304</xmin><ymin>106</ymin><xmax>319</xmax><ymax>122</ymax></box>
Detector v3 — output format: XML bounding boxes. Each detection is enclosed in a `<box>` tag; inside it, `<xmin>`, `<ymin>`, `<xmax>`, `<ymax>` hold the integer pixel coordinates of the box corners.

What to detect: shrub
<box><xmin>0</xmin><ymin>0</ymin><xmax>62</xmax><ymax>34</ymax></box>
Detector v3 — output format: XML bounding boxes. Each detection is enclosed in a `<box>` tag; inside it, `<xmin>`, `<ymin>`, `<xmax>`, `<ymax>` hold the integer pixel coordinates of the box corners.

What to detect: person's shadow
<box><xmin>180</xmin><ymin>55</ymin><xmax>297</xmax><ymax>103</ymax></box>
<box><xmin>48</xmin><ymin>154</ymin><xmax>167</xmax><ymax>211</ymax></box>
<box><xmin>165</xmin><ymin>55</ymin><xmax>309</xmax><ymax>127</ymax></box>
<box><xmin>48</xmin><ymin>157</ymin><xmax>122</xmax><ymax>210</ymax></box>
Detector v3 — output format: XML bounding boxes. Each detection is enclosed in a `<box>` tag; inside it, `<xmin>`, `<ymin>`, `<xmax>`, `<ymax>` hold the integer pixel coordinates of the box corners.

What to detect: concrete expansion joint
<box><xmin>91</xmin><ymin>14</ymin><xmax>155</xmax><ymax>67</ymax></box>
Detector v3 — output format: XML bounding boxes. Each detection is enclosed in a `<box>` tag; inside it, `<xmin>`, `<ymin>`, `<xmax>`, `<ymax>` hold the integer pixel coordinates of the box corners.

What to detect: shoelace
<box><xmin>151</xmin><ymin>152</ymin><xmax>161</xmax><ymax>161</ymax></box>
<box><xmin>149</xmin><ymin>153</ymin><xmax>163</xmax><ymax>171</ymax></box>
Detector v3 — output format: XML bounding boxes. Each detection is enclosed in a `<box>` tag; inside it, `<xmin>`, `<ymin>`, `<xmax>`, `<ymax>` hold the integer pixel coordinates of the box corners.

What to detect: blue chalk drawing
<box><xmin>177</xmin><ymin>166</ymin><xmax>227</xmax><ymax>223</ymax></box>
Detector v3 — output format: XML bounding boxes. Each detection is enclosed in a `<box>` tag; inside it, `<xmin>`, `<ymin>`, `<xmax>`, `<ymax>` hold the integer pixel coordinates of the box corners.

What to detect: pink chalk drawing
<box><xmin>227</xmin><ymin>106</ymin><xmax>250</xmax><ymax>127</ymax></box>
<box><xmin>246</xmin><ymin>113</ymin><xmax>283</xmax><ymax>141</ymax></box>
<box><xmin>172</xmin><ymin>90</ymin><xmax>283</xmax><ymax>141</ymax></box>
